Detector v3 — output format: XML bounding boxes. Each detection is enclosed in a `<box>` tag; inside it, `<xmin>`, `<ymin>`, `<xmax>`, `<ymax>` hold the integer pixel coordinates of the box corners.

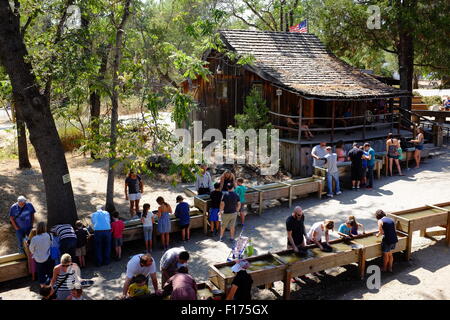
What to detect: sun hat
<box><xmin>231</xmin><ymin>260</ymin><xmax>250</xmax><ymax>273</ymax></box>
<box><xmin>17</xmin><ymin>196</ymin><xmax>27</xmax><ymax>203</ymax></box>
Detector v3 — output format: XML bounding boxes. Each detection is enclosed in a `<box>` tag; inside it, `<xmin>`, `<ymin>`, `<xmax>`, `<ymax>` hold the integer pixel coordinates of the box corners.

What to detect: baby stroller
<box><xmin>226</xmin><ymin>226</ymin><xmax>254</xmax><ymax>262</ymax></box>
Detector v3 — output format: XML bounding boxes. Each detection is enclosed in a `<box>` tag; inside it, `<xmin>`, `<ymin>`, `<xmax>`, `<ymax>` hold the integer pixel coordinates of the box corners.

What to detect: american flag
<box><xmin>289</xmin><ymin>19</ymin><xmax>308</xmax><ymax>33</ymax></box>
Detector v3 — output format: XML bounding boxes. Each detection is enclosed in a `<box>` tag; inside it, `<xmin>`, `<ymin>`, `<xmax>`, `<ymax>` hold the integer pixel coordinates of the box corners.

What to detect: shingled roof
<box><xmin>219</xmin><ymin>29</ymin><xmax>410</xmax><ymax>100</ymax></box>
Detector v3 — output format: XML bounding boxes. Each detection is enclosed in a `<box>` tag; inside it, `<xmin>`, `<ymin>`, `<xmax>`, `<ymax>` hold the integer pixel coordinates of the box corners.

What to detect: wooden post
<box><xmin>389</xmin><ymin>98</ymin><xmax>394</xmax><ymax>132</ymax></box>
<box><xmin>406</xmin><ymin>221</ymin><xmax>413</xmax><ymax>261</ymax></box>
<box><xmin>446</xmin><ymin>211</ymin><xmax>450</xmax><ymax>247</ymax></box>
<box><xmin>331</xmin><ymin>101</ymin><xmax>336</xmax><ymax>143</ymax></box>
<box><xmin>288</xmin><ymin>185</ymin><xmax>293</xmax><ymax>208</ymax></box>
<box><xmin>363</xmin><ymin>102</ymin><xmax>367</xmax><ymax>140</ymax></box>
<box><xmin>358</xmin><ymin>248</ymin><xmax>366</xmax><ymax>280</ymax></box>
<box><xmin>283</xmin><ymin>269</ymin><xmax>292</xmax><ymax>300</ymax></box>
<box><xmin>298</xmin><ymin>97</ymin><xmax>303</xmax><ymax>177</ymax></box>
<box><xmin>297</xmin><ymin>98</ymin><xmax>303</xmax><ymax>143</ymax></box>
<box><xmin>258</xmin><ymin>191</ymin><xmax>263</xmax><ymax>216</ymax></box>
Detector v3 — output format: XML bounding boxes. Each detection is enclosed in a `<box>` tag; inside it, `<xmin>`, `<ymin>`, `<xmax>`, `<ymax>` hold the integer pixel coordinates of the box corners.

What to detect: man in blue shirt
<box><xmin>175</xmin><ymin>195</ymin><xmax>191</xmax><ymax>242</ymax></box>
<box><xmin>91</xmin><ymin>205</ymin><xmax>111</xmax><ymax>266</ymax></box>
<box><xmin>364</xmin><ymin>143</ymin><xmax>376</xmax><ymax>189</ymax></box>
<box><xmin>9</xmin><ymin>195</ymin><xmax>35</xmax><ymax>253</ymax></box>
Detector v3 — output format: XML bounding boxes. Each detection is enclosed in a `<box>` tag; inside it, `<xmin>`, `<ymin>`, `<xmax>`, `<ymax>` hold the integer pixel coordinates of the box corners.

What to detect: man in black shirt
<box><xmin>348</xmin><ymin>142</ymin><xmax>366</xmax><ymax>190</ymax></box>
<box><xmin>286</xmin><ymin>206</ymin><xmax>306</xmax><ymax>253</ymax></box>
<box><xmin>226</xmin><ymin>260</ymin><xmax>253</xmax><ymax>300</ymax></box>
<box><xmin>219</xmin><ymin>183</ymin><xmax>241</xmax><ymax>242</ymax></box>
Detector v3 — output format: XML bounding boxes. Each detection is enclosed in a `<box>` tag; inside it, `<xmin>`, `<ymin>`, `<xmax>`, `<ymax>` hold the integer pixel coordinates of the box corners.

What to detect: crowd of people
<box><xmin>7</xmin><ymin>156</ymin><xmax>405</xmax><ymax>300</ymax></box>
<box><xmin>286</xmin><ymin>206</ymin><xmax>398</xmax><ymax>280</ymax></box>
<box><xmin>311</xmin><ymin>129</ymin><xmax>426</xmax><ymax>197</ymax></box>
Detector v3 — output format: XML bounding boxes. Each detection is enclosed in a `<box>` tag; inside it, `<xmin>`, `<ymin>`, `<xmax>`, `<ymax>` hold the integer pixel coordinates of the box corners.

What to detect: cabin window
<box><xmin>252</xmin><ymin>82</ymin><xmax>263</xmax><ymax>98</ymax></box>
<box><xmin>216</xmin><ymin>81</ymin><xmax>228</xmax><ymax>99</ymax></box>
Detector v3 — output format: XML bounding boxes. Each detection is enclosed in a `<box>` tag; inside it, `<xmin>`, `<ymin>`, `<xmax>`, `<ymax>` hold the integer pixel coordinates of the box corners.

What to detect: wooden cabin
<box><xmin>183</xmin><ymin>30</ymin><xmax>411</xmax><ymax>176</ymax></box>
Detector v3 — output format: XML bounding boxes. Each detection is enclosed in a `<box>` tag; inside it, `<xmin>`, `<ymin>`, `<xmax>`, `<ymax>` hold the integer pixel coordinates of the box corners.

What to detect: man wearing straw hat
<box><xmin>226</xmin><ymin>260</ymin><xmax>253</xmax><ymax>300</ymax></box>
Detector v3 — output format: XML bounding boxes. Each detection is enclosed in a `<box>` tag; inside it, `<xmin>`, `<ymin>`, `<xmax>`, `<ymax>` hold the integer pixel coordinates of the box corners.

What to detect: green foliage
<box><xmin>422</xmin><ymin>96</ymin><xmax>442</xmax><ymax>106</ymax></box>
<box><xmin>235</xmin><ymin>88</ymin><xmax>272</xmax><ymax>131</ymax></box>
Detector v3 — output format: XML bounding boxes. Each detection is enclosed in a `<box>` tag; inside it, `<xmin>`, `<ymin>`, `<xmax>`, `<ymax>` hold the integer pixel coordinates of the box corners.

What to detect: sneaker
<box><xmin>366</xmin><ymin>187</ymin><xmax>373</xmax><ymax>190</ymax></box>
<box><xmin>327</xmin><ymin>194</ymin><xmax>334</xmax><ymax>198</ymax></box>
<box><xmin>219</xmin><ymin>238</ymin><xmax>224</xmax><ymax>242</ymax></box>
<box><xmin>352</xmin><ymin>187</ymin><xmax>356</xmax><ymax>190</ymax></box>
<box><xmin>228</xmin><ymin>238</ymin><xmax>235</xmax><ymax>243</ymax></box>
<box><xmin>356</xmin><ymin>186</ymin><xmax>360</xmax><ymax>189</ymax></box>
<box><xmin>336</xmin><ymin>191</ymin><xmax>342</xmax><ymax>195</ymax></box>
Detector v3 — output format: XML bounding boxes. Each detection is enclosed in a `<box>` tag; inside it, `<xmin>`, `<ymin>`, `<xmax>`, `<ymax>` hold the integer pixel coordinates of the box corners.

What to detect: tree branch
<box><xmin>242</xmin><ymin>0</ymin><xmax>276</xmax><ymax>31</ymax></box>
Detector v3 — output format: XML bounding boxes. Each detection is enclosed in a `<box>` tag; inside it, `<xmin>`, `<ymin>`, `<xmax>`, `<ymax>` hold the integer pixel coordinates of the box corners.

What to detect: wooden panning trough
<box><xmin>314</xmin><ymin>159</ymin><xmax>383</xmax><ymax>190</ymax></box>
<box><xmin>0</xmin><ymin>253</ymin><xmax>29</xmax><ymax>283</ymax></box>
<box><xmin>388</xmin><ymin>203</ymin><xmax>450</xmax><ymax>259</ymax></box>
<box><xmin>193</xmin><ymin>177</ymin><xmax>323</xmax><ymax>216</ymax></box>
<box><xmin>122</xmin><ymin>209</ymin><xmax>205</xmax><ymax>243</ymax></box>
<box><xmin>208</xmin><ymin>253</ymin><xmax>287</xmax><ymax>296</ymax></box>
<box><xmin>208</xmin><ymin>232</ymin><xmax>410</xmax><ymax>300</ymax></box>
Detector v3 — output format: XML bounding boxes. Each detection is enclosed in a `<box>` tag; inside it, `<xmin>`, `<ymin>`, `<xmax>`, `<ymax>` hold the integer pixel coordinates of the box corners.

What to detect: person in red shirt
<box><xmin>111</xmin><ymin>211</ymin><xmax>125</xmax><ymax>260</ymax></box>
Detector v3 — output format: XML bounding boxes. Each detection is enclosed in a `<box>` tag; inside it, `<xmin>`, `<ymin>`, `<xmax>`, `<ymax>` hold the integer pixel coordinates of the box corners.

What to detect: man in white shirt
<box><xmin>195</xmin><ymin>164</ymin><xmax>213</xmax><ymax>195</ymax></box>
<box><xmin>311</xmin><ymin>141</ymin><xmax>327</xmax><ymax>168</ymax></box>
<box><xmin>160</xmin><ymin>247</ymin><xmax>189</xmax><ymax>286</ymax></box>
<box><xmin>121</xmin><ymin>253</ymin><xmax>159</xmax><ymax>299</ymax></box>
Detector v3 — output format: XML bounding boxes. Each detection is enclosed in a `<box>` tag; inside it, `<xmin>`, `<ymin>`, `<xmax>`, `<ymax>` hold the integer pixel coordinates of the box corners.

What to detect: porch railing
<box><xmin>269</xmin><ymin>111</ymin><xmax>399</xmax><ymax>143</ymax></box>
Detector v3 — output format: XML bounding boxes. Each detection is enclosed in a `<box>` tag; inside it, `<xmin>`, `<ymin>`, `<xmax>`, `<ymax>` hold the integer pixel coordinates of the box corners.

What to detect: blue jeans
<box><xmin>327</xmin><ymin>171</ymin><xmax>340</xmax><ymax>194</ymax></box>
<box><xmin>367</xmin><ymin>165</ymin><xmax>374</xmax><ymax>188</ymax></box>
<box><xmin>94</xmin><ymin>230</ymin><xmax>111</xmax><ymax>266</ymax></box>
<box><xmin>15</xmin><ymin>227</ymin><xmax>32</xmax><ymax>253</ymax></box>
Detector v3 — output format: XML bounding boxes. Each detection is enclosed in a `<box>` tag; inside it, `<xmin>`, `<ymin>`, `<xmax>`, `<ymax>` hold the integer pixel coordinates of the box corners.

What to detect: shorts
<box><xmin>129</xmin><ymin>193</ymin><xmax>142</xmax><ymax>201</ymax></box>
<box><xmin>209</xmin><ymin>208</ymin><xmax>220</xmax><ymax>222</ymax></box>
<box><xmin>387</xmin><ymin>154</ymin><xmax>399</xmax><ymax>159</ymax></box>
<box><xmin>239</xmin><ymin>204</ymin><xmax>247</xmax><ymax>215</ymax></box>
<box><xmin>351</xmin><ymin>165</ymin><xmax>363</xmax><ymax>181</ymax></box>
<box><xmin>75</xmin><ymin>246</ymin><xmax>86</xmax><ymax>257</ymax></box>
<box><xmin>381</xmin><ymin>242</ymin><xmax>396</xmax><ymax>253</ymax></box>
<box><xmin>221</xmin><ymin>213</ymin><xmax>237</xmax><ymax>230</ymax></box>
<box><xmin>113</xmin><ymin>237</ymin><xmax>123</xmax><ymax>247</ymax></box>
<box><xmin>415</xmin><ymin>145</ymin><xmax>424</xmax><ymax>151</ymax></box>
<box><xmin>142</xmin><ymin>226</ymin><xmax>153</xmax><ymax>241</ymax></box>
<box><xmin>179</xmin><ymin>223</ymin><xmax>190</xmax><ymax>230</ymax></box>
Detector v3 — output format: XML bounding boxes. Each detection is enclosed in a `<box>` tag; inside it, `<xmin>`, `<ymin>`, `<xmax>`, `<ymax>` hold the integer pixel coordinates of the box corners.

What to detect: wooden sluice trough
<box><xmin>122</xmin><ymin>209</ymin><xmax>205</xmax><ymax>243</ymax></box>
<box><xmin>0</xmin><ymin>253</ymin><xmax>29</xmax><ymax>283</ymax></box>
<box><xmin>208</xmin><ymin>231</ymin><xmax>411</xmax><ymax>300</ymax></box>
<box><xmin>314</xmin><ymin>159</ymin><xmax>383</xmax><ymax>190</ymax></box>
<box><xmin>193</xmin><ymin>177</ymin><xmax>324</xmax><ymax>216</ymax></box>
<box><xmin>388</xmin><ymin>203</ymin><xmax>450</xmax><ymax>259</ymax></box>
<box><xmin>208</xmin><ymin>253</ymin><xmax>287</xmax><ymax>296</ymax></box>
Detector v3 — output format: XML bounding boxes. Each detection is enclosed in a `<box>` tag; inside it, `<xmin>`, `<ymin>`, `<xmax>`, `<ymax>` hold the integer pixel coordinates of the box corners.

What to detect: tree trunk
<box><xmin>105</xmin><ymin>0</ymin><xmax>132</xmax><ymax>213</ymax></box>
<box><xmin>397</xmin><ymin>0</ymin><xmax>416</xmax><ymax>113</ymax></box>
<box><xmin>0</xmin><ymin>2</ymin><xmax>78</xmax><ymax>227</ymax></box>
<box><xmin>13</xmin><ymin>93</ymin><xmax>32</xmax><ymax>169</ymax></box>
<box><xmin>398</xmin><ymin>30</ymin><xmax>414</xmax><ymax>111</ymax></box>
<box><xmin>280</xmin><ymin>0</ymin><xmax>285</xmax><ymax>32</ymax></box>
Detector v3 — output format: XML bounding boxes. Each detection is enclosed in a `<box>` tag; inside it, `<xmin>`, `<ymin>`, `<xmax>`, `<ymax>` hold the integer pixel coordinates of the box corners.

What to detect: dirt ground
<box><xmin>0</xmin><ymin>150</ymin><xmax>449</xmax><ymax>300</ymax></box>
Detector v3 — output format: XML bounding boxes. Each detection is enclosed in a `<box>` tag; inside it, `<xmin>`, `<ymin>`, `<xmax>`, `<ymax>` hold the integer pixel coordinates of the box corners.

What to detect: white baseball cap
<box><xmin>17</xmin><ymin>196</ymin><xmax>27</xmax><ymax>203</ymax></box>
